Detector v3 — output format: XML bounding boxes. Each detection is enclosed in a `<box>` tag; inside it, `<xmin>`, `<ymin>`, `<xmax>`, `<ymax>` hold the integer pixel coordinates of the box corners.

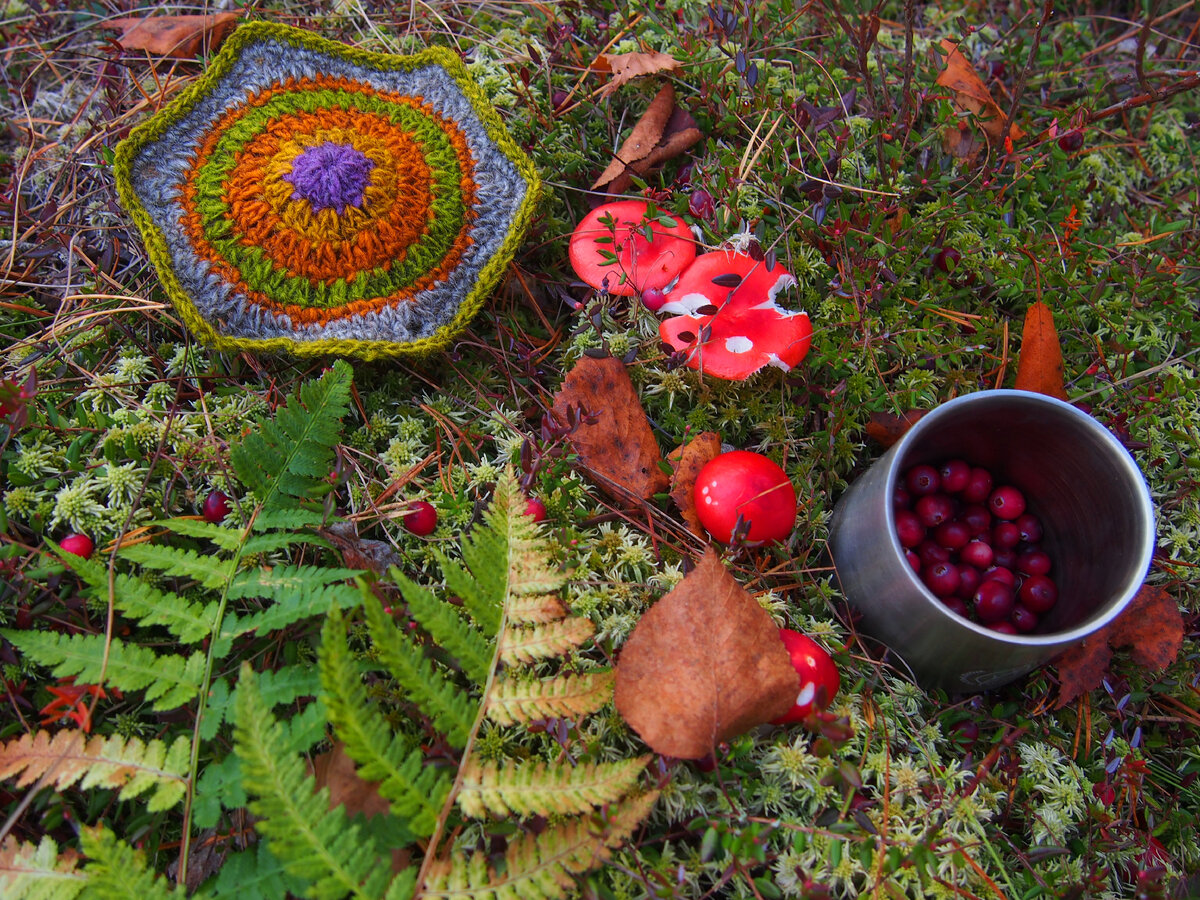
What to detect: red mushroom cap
<box><xmin>568</xmin><ymin>200</ymin><xmax>695</xmax><ymax>297</ymax></box>
<box><xmin>658</xmin><ymin>251</ymin><xmax>811</xmax><ymax>380</ymax></box>
<box><xmin>771</xmin><ymin>629</ymin><xmax>840</xmax><ymax>725</ymax></box>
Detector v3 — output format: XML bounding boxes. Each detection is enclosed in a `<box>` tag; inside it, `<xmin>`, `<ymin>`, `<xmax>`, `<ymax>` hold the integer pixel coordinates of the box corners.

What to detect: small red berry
<box><xmin>1011</xmin><ymin>604</ymin><xmax>1040</xmax><ymax>632</ymax></box>
<box><xmin>1057</xmin><ymin>129</ymin><xmax>1084</xmax><ymax>153</ymax></box>
<box><xmin>201</xmin><ymin>490</ymin><xmax>231</xmax><ymax>524</ymax></box>
<box><xmin>960</xmin><ymin>540</ymin><xmax>994</xmax><ymax>570</ymax></box>
<box><xmin>988</xmin><ymin>485</ymin><xmax>1026</xmax><ymax>520</ymax></box>
<box><xmin>905</xmin><ymin>464</ymin><xmax>941</xmax><ymax>496</ymax></box>
<box><xmin>771</xmin><ymin>629</ymin><xmax>840</xmax><ymax>724</ymax></box>
<box><xmin>688</xmin><ymin>188</ymin><xmax>715</xmax><ymax>219</ymax></box>
<box><xmin>641</xmin><ymin>286</ymin><xmax>667</xmax><ymax>311</ymax></box>
<box><xmin>895</xmin><ymin>509</ymin><xmax>925</xmax><ymax>548</ymax></box>
<box><xmin>961</xmin><ymin>467</ymin><xmax>993</xmax><ymax>504</ymax></box>
<box><xmin>1019</xmin><ymin>574</ymin><xmax>1059</xmax><ymax>613</ymax></box>
<box><xmin>403</xmin><ymin>500</ymin><xmax>438</xmax><ymax>536</ymax></box>
<box><xmin>938</xmin><ymin>459</ymin><xmax>971</xmax><ymax>494</ymax></box>
<box><xmin>525</xmin><ymin>496</ymin><xmax>548</xmax><ymax>523</ymax></box>
<box><xmin>973</xmin><ymin>580</ymin><xmax>1015</xmax><ymax>622</ymax></box>
<box><xmin>915</xmin><ymin>493</ymin><xmax>954</xmax><ymax>528</ymax></box>
<box><xmin>922</xmin><ymin>561</ymin><xmax>961</xmax><ymax>597</ymax></box>
<box><xmin>934</xmin><ymin>247</ymin><xmax>961</xmax><ymax>273</ymax></box>
<box><xmin>59</xmin><ymin>533</ymin><xmax>95</xmax><ymax>560</ymax></box>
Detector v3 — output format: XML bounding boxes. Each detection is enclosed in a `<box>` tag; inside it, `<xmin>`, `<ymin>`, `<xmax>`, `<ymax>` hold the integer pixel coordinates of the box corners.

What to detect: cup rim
<box><xmin>882</xmin><ymin>389</ymin><xmax>1156</xmax><ymax>647</ymax></box>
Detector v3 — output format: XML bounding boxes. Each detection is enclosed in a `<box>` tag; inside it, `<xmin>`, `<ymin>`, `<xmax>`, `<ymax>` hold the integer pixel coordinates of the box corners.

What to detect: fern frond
<box><xmin>64</xmin><ymin>553</ymin><xmax>217</xmax><ymax>645</ymax></box>
<box><xmin>393</xmin><ymin>569</ymin><xmax>493</xmax><ymax>686</ymax></box>
<box><xmin>223</xmin><ymin>567</ymin><xmax>362</xmax><ymax>638</ymax></box>
<box><xmin>0</xmin><ymin>836</ymin><xmax>86</xmax><ymax>900</ymax></box>
<box><xmin>78</xmin><ymin>828</ymin><xmax>180</xmax><ymax>900</ymax></box>
<box><xmin>200</xmin><ymin>666</ymin><xmax>322</xmax><ymax>741</ymax></box>
<box><xmin>230</xmin><ymin>361</ymin><xmax>352</xmax><ymax>514</ymax></box>
<box><xmin>319</xmin><ymin>609</ymin><xmax>451</xmax><ymax>838</ymax></box>
<box><xmin>362</xmin><ymin>591</ymin><xmax>477</xmax><ymax>749</ymax></box>
<box><xmin>150</xmin><ymin>517</ymin><xmax>245</xmax><ymax>551</ymax></box>
<box><xmin>498</xmin><ymin>618</ymin><xmax>595</xmax><ymax>666</ymax></box>
<box><xmin>201</xmin><ymin>841</ymin><xmax>304</xmax><ymax>900</ymax></box>
<box><xmin>3</xmin><ymin>630</ymin><xmax>203</xmax><ymax>710</ymax></box>
<box><xmin>422</xmin><ymin>791</ymin><xmax>659</xmax><ymax>900</ymax></box>
<box><xmin>0</xmin><ymin>730</ymin><xmax>188</xmax><ymax>811</ymax></box>
<box><xmin>117</xmin><ymin>543</ymin><xmax>237</xmax><ymax>590</ymax></box>
<box><xmin>384</xmin><ymin>870</ymin><xmax>417</xmax><ymax>900</ymax></box>
<box><xmin>233</xmin><ymin>662</ymin><xmax>394</xmax><ymax>900</ymax></box>
<box><xmin>485</xmin><ymin>671</ymin><xmax>615</xmax><ymax>726</ymax></box>
<box><xmin>251</xmin><ymin>508</ymin><xmax>329</xmax><ymax>532</ymax></box>
<box><xmin>457</xmin><ymin>756</ymin><xmax>650</xmax><ymax>819</ymax></box>
<box><xmin>443</xmin><ymin>547</ymin><xmax>502</xmax><ymax>634</ymax></box>
<box><xmin>504</xmin><ymin>593</ymin><xmax>567</xmax><ymax>625</ymax></box>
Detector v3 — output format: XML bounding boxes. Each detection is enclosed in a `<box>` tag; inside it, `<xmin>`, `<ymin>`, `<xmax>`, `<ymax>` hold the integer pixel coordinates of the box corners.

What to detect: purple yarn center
<box><xmin>284</xmin><ymin>142</ymin><xmax>375</xmax><ymax>215</ymax></box>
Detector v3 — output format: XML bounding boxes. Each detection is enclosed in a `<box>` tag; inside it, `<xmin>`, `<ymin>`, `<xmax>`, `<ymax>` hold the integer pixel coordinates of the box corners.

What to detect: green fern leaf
<box><xmin>457</xmin><ymin>756</ymin><xmax>650</xmax><ymax>819</ymax></box>
<box><xmin>223</xmin><ymin>566</ymin><xmax>362</xmax><ymax>638</ymax></box>
<box><xmin>422</xmin><ymin>791</ymin><xmax>659</xmax><ymax>900</ymax></box>
<box><xmin>486</xmin><ymin>672</ymin><xmax>615</xmax><ymax>726</ymax></box>
<box><xmin>78</xmin><ymin>828</ymin><xmax>180</xmax><ymax>900</ymax></box>
<box><xmin>150</xmin><ymin>518</ymin><xmax>246</xmax><ymax>551</ymax></box>
<box><xmin>0</xmin><ymin>730</ymin><xmax>188</xmax><ymax>811</ymax></box>
<box><xmin>3</xmin><ymin>630</ymin><xmax>203</xmax><ymax>710</ymax></box>
<box><xmin>251</xmin><ymin>508</ymin><xmax>329</xmax><ymax>532</ymax></box>
<box><xmin>443</xmin><ymin>546</ymin><xmax>502</xmax><ymax>633</ymax></box>
<box><xmin>64</xmin><ymin>553</ymin><xmax>217</xmax><ymax>645</ymax></box>
<box><xmin>0</xmin><ymin>836</ymin><xmax>86</xmax><ymax>900</ymax></box>
<box><xmin>201</xmin><ymin>666</ymin><xmax>322</xmax><ymax>741</ymax></box>
<box><xmin>383</xmin><ymin>870</ymin><xmax>416</xmax><ymax>900</ymax></box>
<box><xmin>393</xmin><ymin>569</ymin><xmax>493</xmax><ymax>686</ymax></box>
<box><xmin>233</xmin><ymin>662</ymin><xmax>394</xmax><ymax>900</ymax></box>
<box><xmin>362</xmin><ymin>591</ymin><xmax>477</xmax><ymax>749</ymax></box>
<box><xmin>318</xmin><ymin>609</ymin><xmax>452</xmax><ymax>838</ymax></box>
<box><xmin>230</xmin><ymin>361</ymin><xmax>352</xmax><ymax>514</ymax></box>
<box><xmin>498</xmin><ymin>618</ymin><xmax>595</xmax><ymax>666</ymax></box>
<box><xmin>117</xmin><ymin>543</ymin><xmax>238</xmax><ymax>590</ymax></box>
<box><xmin>200</xmin><ymin>842</ymin><xmax>304</xmax><ymax>900</ymax></box>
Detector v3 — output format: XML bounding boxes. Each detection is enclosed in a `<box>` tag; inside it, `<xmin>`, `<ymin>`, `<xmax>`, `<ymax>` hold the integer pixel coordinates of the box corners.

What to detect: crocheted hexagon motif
<box><xmin>114</xmin><ymin>22</ymin><xmax>540</xmax><ymax>360</ymax></box>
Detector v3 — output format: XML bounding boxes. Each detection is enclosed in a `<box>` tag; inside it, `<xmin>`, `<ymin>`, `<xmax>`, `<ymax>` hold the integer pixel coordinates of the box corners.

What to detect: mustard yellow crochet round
<box><xmin>115</xmin><ymin>23</ymin><xmax>541</xmax><ymax>360</ymax></box>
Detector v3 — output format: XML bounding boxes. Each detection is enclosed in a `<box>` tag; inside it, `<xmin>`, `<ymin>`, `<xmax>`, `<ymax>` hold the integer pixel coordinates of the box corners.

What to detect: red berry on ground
<box><xmin>1019</xmin><ymin>574</ymin><xmax>1059</xmax><ymax>613</ymax></box>
<box><xmin>939</xmin><ymin>459</ymin><xmax>971</xmax><ymax>494</ymax></box>
<box><xmin>525</xmin><ymin>496</ymin><xmax>548</xmax><ymax>523</ymax></box>
<box><xmin>688</xmin><ymin>188</ymin><xmax>715</xmax><ymax>219</ymax></box>
<box><xmin>641</xmin><ymin>287</ymin><xmax>667</xmax><ymax>311</ymax></box>
<box><xmin>59</xmin><ymin>533</ymin><xmax>95</xmax><ymax>560</ymax></box>
<box><xmin>694</xmin><ymin>451</ymin><xmax>797</xmax><ymax>544</ymax></box>
<box><xmin>771</xmin><ymin>629</ymin><xmax>840</xmax><ymax>725</ymax></box>
<box><xmin>1057</xmin><ymin>129</ymin><xmax>1084</xmax><ymax>153</ymax></box>
<box><xmin>202</xmin><ymin>490</ymin><xmax>231</xmax><ymax>524</ymax></box>
<box><xmin>934</xmin><ymin>247</ymin><xmax>961</xmax><ymax>273</ymax></box>
<box><xmin>988</xmin><ymin>485</ymin><xmax>1026</xmax><ymax>520</ymax></box>
<box><xmin>905</xmin><ymin>464</ymin><xmax>941</xmax><ymax>496</ymax></box>
<box><xmin>961</xmin><ymin>467</ymin><xmax>994</xmax><ymax>503</ymax></box>
<box><xmin>403</xmin><ymin>500</ymin><xmax>438</xmax><ymax>536</ymax></box>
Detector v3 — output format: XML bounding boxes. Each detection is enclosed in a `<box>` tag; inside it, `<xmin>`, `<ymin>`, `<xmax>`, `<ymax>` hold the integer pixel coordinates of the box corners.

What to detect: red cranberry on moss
<box><xmin>525</xmin><ymin>496</ymin><xmax>548</xmax><ymax>523</ymax></box>
<box><xmin>202</xmin><ymin>490</ymin><xmax>231</xmax><ymax>524</ymax></box>
<box><xmin>934</xmin><ymin>247</ymin><xmax>961</xmax><ymax>273</ymax></box>
<box><xmin>403</xmin><ymin>500</ymin><xmax>438</xmax><ymax>536</ymax></box>
<box><xmin>59</xmin><ymin>533</ymin><xmax>95</xmax><ymax>560</ymax></box>
<box><xmin>1057</xmin><ymin>129</ymin><xmax>1084</xmax><ymax>152</ymax></box>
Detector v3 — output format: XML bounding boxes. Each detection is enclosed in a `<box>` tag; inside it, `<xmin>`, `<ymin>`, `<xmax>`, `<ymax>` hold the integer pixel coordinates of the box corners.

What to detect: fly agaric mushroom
<box><xmin>658</xmin><ymin>250</ymin><xmax>812</xmax><ymax>380</ymax></box>
<box><xmin>569</xmin><ymin>200</ymin><xmax>695</xmax><ymax>297</ymax></box>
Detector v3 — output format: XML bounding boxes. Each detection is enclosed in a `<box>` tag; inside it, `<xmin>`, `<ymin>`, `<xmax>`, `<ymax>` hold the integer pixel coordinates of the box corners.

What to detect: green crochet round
<box><xmin>114</xmin><ymin>22</ymin><xmax>541</xmax><ymax>360</ymax></box>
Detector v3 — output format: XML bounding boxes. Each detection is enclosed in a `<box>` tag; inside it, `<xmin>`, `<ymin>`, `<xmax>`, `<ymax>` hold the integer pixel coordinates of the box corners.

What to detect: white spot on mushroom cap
<box><xmin>658</xmin><ymin>292</ymin><xmax>715</xmax><ymax>316</ymax></box>
<box><xmin>724</xmin><ymin>335</ymin><xmax>754</xmax><ymax>353</ymax></box>
<box><xmin>750</xmin><ymin>297</ymin><xmax>805</xmax><ymax>317</ymax></box>
<box><xmin>766</xmin><ymin>274</ymin><xmax>799</xmax><ymax>301</ymax></box>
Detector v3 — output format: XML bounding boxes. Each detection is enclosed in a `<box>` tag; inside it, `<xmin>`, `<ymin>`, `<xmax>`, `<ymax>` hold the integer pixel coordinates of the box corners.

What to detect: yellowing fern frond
<box><xmin>457</xmin><ymin>755</ymin><xmax>651</xmax><ymax>818</ymax></box>
<box><xmin>0</xmin><ymin>836</ymin><xmax>86</xmax><ymax>900</ymax></box>
<box><xmin>504</xmin><ymin>593</ymin><xmax>567</xmax><ymax>624</ymax></box>
<box><xmin>499</xmin><ymin>617</ymin><xmax>595</xmax><ymax>665</ymax></box>
<box><xmin>485</xmin><ymin>672</ymin><xmax>614</xmax><ymax>726</ymax></box>
<box><xmin>422</xmin><ymin>791</ymin><xmax>659</xmax><ymax>900</ymax></box>
<box><xmin>0</xmin><ymin>731</ymin><xmax>189</xmax><ymax>811</ymax></box>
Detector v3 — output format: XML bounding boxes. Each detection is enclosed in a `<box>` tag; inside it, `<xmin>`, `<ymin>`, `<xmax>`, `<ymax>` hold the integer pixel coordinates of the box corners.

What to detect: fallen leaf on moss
<box><xmin>311</xmin><ymin>742</ymin><xmax>411</xmax><ymax>870</ymax></box>
<box><xmin>551</xmin><ymin>355</ymin><xmax>669</xmax><ymax>504</ymax></box>
<box><xmin>595</xmin><ymin>50</ymin><xmax>681</xmax><ymax>97</ymax></box>
<box><xmin>1014</xmin><ymin>300</ymin><xmax>1069</xmax><ymax>401</ymax></box>
<box><xmin>614</xmin><ymin>548</ymin><xmax>797</xmax><ymax>758</ymax></box>
<box><xmin>864</xmin><ymin>409</ymin><xmax>928</xmax><ymax>448</ymax></box>
<box><xmin>936</xmin><ymin>40</ymin><xmax>1024</xmax><ymax>146</ymax></box>
<box><xmin>1053</xmin><ymin>584</ymin><xmax>1184</xmax><ymax>709</ymax></box>
<box><xmin>102</xmin><ymin>13</ymin><xmax>238</xmax><ymax>58</ymax></box>
<box><xmin>593</xmin><ymin>83</ymin><xmax>701</xmax><ymax>195</ymax></box>
<box><xmin>667</xmin><ymin>431</ymin><xmax>722</xmax><ymax>534</ymax></box>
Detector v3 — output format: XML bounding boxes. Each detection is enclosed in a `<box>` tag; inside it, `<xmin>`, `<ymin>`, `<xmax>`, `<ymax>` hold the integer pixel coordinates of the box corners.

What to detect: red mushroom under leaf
<box><xmin>658</xmin><ymin>251</ymin><xmax>812</xmax><ymax>380</ymax></box>
<box><xmin>568</xmin><ymin>200</ymin><xmax>696</xmax><ymax>297</ymax></box>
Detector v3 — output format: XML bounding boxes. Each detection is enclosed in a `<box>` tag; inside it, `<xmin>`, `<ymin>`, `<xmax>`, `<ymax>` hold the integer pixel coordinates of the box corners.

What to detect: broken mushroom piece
<box><xmin>658</xmin><ymin>251</ymin><xmax>812</xmax><ymax>380</ymax></box>
<box><xmin>568</xmin><ymin>200</ymin><xmax>695</xmax><ymax>297</ymax></box>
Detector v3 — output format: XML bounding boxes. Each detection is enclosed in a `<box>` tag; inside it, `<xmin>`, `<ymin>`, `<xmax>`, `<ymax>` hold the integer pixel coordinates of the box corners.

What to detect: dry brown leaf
<box><xmin>593</xmin><ymin>83</ymin><xmax>675</xmax><ymax>189</ymax></box>
<box><xmin>596</xmin><ymin>50</ymin><xmax>681</xmax><ymax>97</ymax></box>
<box><xmin>1053</xmin><ymin>584</ymin><xmax>1184</xmax><ymax>709</ymax></box>
<box><xmin>310</xmin><ymin>742</ymin><xmax>412</xmax><ymax>871</ymax></box>
<box><xmin>102</xmin><ymin>13</ymin><xmax>238</xmax><ymax>58</ymax></box>
<box><xmin>936</xmin><ymin>40</ymin><xmax>1024</xmax><ymax>145</ymax></box>
<box><xmin>864</xmin><ymin>409</ymin><xmax>928</xmax><ymax>448</ymax></box>
<box><xmin>1013</xmin><ymin>300</ymin><xmax>1069</xmax><ymax>401</ymax></box>
<box><xmin>667</xmin><ymin>432</ymin><xmax>722</xmax><ymax>534</ymax></box>
<box><xmin>551</xmin><ymin>355</ymin><xmax>669</xmax><ymax>504</ymax></box>
<box><xmin>613</xmin><ymin>548</ymin><xmax>797</xmax><ymax>758</ymax></box>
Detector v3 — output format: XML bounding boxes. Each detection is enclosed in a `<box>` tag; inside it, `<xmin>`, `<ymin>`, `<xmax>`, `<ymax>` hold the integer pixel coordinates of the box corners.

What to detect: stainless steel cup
<box><xmin>828</xmin><ymin>390</ymin><xmax>1155</xmax><ymax>692</ymax></box>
